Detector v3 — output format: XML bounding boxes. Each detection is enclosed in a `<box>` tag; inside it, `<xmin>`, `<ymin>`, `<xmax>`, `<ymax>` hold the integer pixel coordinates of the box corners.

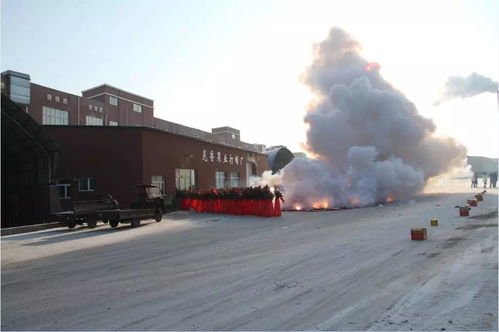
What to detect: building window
<box><xmin>93</xmin><ymin>106</ymin><xmax>98</xmax><ymax>112</ymax></box>
<box><xmin>215</xmin><ymin>171</ymin><xmax>226</xmax><ymax>189</ymax></box>
<box><xmin>151</xmin><ymin>175</ymin><xmax>165</xmax><ymax>194</ymax></box>
<box><xmin>175</xmin><ymin>169</ymin><xmax>195</xmax><ymax>190</ymax></box>
<box><xmin>8</xmin><ymin>76</ymin><xmax>30</xmax><ymax>104</ymax></box>
<box><xmin>78</xmin><ymin>177</ymin><xmax>95</xmax><ymax>192</ymax></box>
<box><xmin>88</xmin><ymin>104</ymin><xmax>92</xmax><ymax>110</ymax></box>
<box><xmin>99</xmin><ymin>107</ymin><xmax>103</xmax><ymax>112</ymax></box>
<box><xmin>230</xmin><ymin>172</ymin><xmax>240</xmax><ymax>188</ymax></box>
<box><xmin>42</xmin><ymin>106</ymin><xmax>68</xmax><ymax>125</ymax></box>
<box><xmin>86</xmin><ymin>115</ymin><xmax>103</xmax><ymax>126</ymax></box>
<box><xmin>56</xmin><ymin>180</ymin><xmax>71</xmax><ymax>199</ymax></box>
<box><xmin>109</xmin><ymin>96</ymin><xmax>118</xmax><ymax>106</ymax></box>
<box><xmin>231</xmin><ymin>133</ymin><xmax>236</xmax><ymax>139</ymax></box>
<box><xmin>109</xmin><ymin>121</ymin><xmax>118</xmax><ymax>126</ymax></box>
<box><xmin>62</xmin><ymin>97</ymin><xmax>68</xmax><ymax>104</ymax></box>
<box><xmin>47</xmin><ymin>94</ymin><xmax>52</xmax><ymax>101</ymax></box>
<box><xmin>133</xmin><ymin>103</ymin><xmax>142</xmax><ymax>113</ymax></box>
<box><xmin>55</xmin><ymin>96</ymin><xmax>60</xmax><ymax>102</ymax></box>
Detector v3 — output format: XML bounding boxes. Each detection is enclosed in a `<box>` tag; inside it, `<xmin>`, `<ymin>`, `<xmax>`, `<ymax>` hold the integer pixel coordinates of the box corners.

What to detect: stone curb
<box><xmin>1</xmin><ymin>222</ymin><xmax>64</xmax><ymax>236</ymax></box>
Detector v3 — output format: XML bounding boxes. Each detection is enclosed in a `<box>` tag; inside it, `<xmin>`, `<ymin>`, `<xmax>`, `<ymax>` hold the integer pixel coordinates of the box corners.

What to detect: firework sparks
<box><xmin>312</xmin><ymin>201</ymin><xmax>329</xmax><ymax>209</ymax></box>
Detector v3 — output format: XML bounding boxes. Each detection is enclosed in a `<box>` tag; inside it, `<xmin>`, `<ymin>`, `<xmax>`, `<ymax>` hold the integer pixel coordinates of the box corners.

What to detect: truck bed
<box><xmin>117</xmin><ymin>208</ymin><xmax>157</xmax><ymax>221</ymax></box>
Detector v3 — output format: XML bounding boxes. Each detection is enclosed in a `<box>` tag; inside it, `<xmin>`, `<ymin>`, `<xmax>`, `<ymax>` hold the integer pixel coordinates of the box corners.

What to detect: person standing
<box><xmin>471</xmin><ymin>173</ymin><xmax>478</xmax><ymax>188</ymax></box>
<box><xmin>492</xmin><ymin>171</ymin><xmax>498</xmax><ymax>188</ymax></box>
<box><xmin>273</xmin><ymin>189</ymin><xmax>285</xmax><ymax>217</ymax></box>
<box><xmin>483</xmin><ymin>172</ymin><xmax>488</xmax><ymax>189</ymax></box>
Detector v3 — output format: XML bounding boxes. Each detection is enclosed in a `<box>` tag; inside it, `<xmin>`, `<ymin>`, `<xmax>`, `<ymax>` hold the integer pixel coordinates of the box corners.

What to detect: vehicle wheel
<box><xmin>109</xmin><ymin>220</ymin><xmax>119</xmax><ymax>228</ymax></box>
<box><xmin>88</xmin><ymin>219</ymin><xmax>97</xmax><ymax>229</ymax></box>
<box><xmin>130</xmin><ymin>220</ymin><xmax>141</xmax><ymax>227</ymax></box>
<box><xmin>155</xmin><ymin>214</ymin><xmax>162</xmax><ymax>222</ymax></box>
<box><xmin>67</xmin><ymin>222</ymin><xmax>76</xmax><ymax>229</ymax></box>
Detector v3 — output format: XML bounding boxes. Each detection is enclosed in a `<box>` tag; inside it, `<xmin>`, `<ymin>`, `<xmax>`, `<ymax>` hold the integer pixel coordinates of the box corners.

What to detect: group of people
<box><xmin>176</xmin><ymin>185</ymin><xmax>285</xmax><ymax>217</ymax></box>
<box><xmin>471</xmin><ymin>171</ymin><xmax>498</xmax><ymax>189</ymax></box>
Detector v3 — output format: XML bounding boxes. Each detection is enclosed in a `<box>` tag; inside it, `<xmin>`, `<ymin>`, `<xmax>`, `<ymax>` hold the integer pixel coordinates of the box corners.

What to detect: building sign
<box><xmin>202</xmin><ymin>149</ymin><xmax>244</xmax><ymax>166</ymax></box>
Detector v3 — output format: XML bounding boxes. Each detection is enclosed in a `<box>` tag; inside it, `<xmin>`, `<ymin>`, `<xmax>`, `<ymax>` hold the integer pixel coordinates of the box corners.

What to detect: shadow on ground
<box><xmin>4</xmin><ymin>222</ymin><xmax>158</xmax><ymax>246</ymax></box>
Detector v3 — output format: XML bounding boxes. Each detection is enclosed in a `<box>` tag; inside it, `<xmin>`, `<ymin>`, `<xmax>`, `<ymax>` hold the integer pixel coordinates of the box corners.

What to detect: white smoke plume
<box><xmin>434</xmin><ymin>72</ymin><xmax>498</xmax><ymax>105</ymax></box>
<box><xmin>279</xmin><ymin>27</ymin><xmax>467</xmax><ymax>209</ymax></box>
<box><xmin>250</xmin><ymin>170</ymin><xmax>283</xmax><ymax>188</ymax></box>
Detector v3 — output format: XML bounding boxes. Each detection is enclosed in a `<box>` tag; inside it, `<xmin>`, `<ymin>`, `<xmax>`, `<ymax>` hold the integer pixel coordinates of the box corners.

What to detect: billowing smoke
<box><xmin>434</xmin><ymin>72</ymin><xmax>498</xmax><ymax>105</ymax></box>
<box><xmin>250</xmin><ymin>170</ymin><xmax>282</xmax><ymax>188</ymax></box>
<box><xmin>280</xmin><ymin>27</ymin><xmax>467</xmax><ymax>209</ymax></box>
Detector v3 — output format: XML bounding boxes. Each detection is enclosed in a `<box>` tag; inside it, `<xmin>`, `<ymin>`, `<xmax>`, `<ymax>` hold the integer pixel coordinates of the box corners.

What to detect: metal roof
<box><xmin>1</xmin><ymin>93</ymin><xmax>60</xmax><ymax>179</ymax></box>
<box><xmin>1</xmin><ymin>70</ymin><xmax>30</xmax><ymax>80</ymax></box>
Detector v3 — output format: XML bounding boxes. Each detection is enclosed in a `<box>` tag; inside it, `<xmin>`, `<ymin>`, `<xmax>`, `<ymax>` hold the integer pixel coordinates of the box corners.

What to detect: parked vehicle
<box><xmin>106</xmin><ymin>185</ymin><xmax>165</xmax><ymax>228</ymax></box>
<box><xmin>52</xmin><ymin>185</ymin><xmax>165</xmax><ymax>229</ymax></box>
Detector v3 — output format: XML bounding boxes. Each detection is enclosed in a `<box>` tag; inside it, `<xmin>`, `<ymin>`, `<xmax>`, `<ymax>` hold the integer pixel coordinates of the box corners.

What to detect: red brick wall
<box><xmin>44</xmin><ymin>126</ymin><xmax>268</xmax><ymax>208</ymax></box>
<box><xmin>45</xmin><ymin>126</ymin><xmax>143</xmax><ymax>207</ymax></box>
<box><xmin>141</xmin><ymin>129</ymin><xmax>262</xmax><ymax>193</ymax></box>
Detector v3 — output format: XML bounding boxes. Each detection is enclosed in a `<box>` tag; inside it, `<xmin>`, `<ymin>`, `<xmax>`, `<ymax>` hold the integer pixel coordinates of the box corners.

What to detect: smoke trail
<box><xmin>281</xmin><ymin>27</ymin><xmax>467</xmax><ymax>209</ymax></box>
<box><xmin>434</xmin><ymin>72</ymin><xmax>497</xmax><ymax>105</ymax></box>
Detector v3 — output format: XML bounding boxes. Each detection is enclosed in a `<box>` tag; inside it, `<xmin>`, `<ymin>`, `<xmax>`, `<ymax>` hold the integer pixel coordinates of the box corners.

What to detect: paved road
<box><xmin>2</xmin><ymin>191</ymin><xmax>497</xmax><ymax>330</ymax></box>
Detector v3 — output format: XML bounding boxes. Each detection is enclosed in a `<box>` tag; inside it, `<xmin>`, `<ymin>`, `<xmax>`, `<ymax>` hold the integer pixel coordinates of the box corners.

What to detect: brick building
<box><xmin>1</xmin><ymin>70</ymin><xmax>269</xmax><ymax>213</ymax></box>
<box><xmin>45</xmin><ymin>126</ymin><xmax>267</xmax><ymax>209</ymax></box>
<box><xmin>1</xmin><ymin>70</ymin><xmax>267</xmax><ymax>152</ymax></box>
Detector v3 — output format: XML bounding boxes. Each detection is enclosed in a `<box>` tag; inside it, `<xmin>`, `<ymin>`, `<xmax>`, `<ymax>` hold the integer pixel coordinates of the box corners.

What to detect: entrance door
<box><xmin>245</xmin><ymin>161</ymin><xmax>257</xmax><ymax>186</ymax></box>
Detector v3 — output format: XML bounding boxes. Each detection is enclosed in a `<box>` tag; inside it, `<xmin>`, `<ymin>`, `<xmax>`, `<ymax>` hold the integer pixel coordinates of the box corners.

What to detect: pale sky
<box><xmin>2</xmin><ymin>0</ymin><xmax>498</xmax><ymax>157</ymax></box>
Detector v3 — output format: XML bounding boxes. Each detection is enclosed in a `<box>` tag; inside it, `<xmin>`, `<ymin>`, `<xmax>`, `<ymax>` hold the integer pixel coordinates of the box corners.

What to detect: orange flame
<box><xmin>294</xmin><ymin>204</ymin><xmax>303</xmax><ymax>211</ymax></box>
<box><xmin>386</xmin><ymin>195</ymin><xmax>394</xmax><ymax>203</ymax></box>
<box><xmin>364</xmin><ymin>62</ymin><xmax>380</xmax><ymax>72</ymax></box>
<box><xmin>350</xmin><ymin>197</ymin><xmax>360</xmax><ymax>205</ymax></box>
<box><xmin>312</xmin><ymin>201</ymin><xmax>329</xmax><ymax>209</ymax></box>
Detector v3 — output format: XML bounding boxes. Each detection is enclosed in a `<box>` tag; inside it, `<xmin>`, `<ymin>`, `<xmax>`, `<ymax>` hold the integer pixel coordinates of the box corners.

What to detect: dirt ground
<box><xmin>1</xmin><ymin>185</ymin><xmax>497</xmax><ymax>331</ymax></box>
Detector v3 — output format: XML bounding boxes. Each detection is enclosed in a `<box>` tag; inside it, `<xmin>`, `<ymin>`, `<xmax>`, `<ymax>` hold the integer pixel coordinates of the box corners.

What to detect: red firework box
<box><xmin>475</xmin><ymin>194</ymin><xmax>483</xmax><ymax>202</ymax></box>
<box><xmin>411</xmin><ymin>228</ymin><xmax>427</xmax><ymax>241</ymax></box>
<box><xmin>467</xmin><ymin>199</ymin><xmax>478</xmax><ymax>207</ymax></box>
<box><xmin>459</xmin><ymin>206</ymin><xmax>470</xmax><ymax>216</ymax></box>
